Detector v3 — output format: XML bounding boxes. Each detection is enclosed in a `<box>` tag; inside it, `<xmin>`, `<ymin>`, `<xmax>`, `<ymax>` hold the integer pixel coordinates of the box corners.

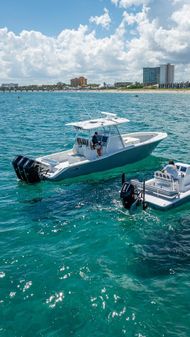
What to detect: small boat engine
<box><xmin>12</xmin><ymin>155</ymin><xmax>48</xmax><ymax>183</ymax></box>
<box><xmin>120</xmin><ymin>174</ymin><xmax>147</xmax><ymax>211</ymax></box>
<box><xmin>120</xmin><ymin>181</ymin><xmax>137</xmax><ymax>209</ymax></box>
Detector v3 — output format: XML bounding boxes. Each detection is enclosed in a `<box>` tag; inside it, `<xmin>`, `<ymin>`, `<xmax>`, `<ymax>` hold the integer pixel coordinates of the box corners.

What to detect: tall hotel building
<box><xmin>160</xmin><ymin>64</ymin><xmax>175</xmax><ymax>86</ymax></box>
<box><xmin>143</xmin><ymin>67</ymin><xmax>160</xmax><ymax>85</ymax></box>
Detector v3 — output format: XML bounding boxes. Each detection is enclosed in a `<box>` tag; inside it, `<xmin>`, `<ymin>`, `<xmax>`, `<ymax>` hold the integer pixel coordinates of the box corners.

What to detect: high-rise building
<box><xmin>70</xmin><ymin>76</ymin><xmax>87</xmax><ymax>87</ymax></box>
<box><xmin>160</xmin><ymin>64</ymin><xmax>175</xmax><ymax>86</ymax></box>
<box><xmin>143</xmin><ymin>67</ymin><xmax>160</xmax><ymax>85</ymax></box>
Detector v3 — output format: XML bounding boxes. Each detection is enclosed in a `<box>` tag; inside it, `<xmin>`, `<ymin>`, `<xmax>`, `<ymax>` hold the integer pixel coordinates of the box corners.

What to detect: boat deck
<box><xmin>68</xmin><ymin>153</ymin><xmax>88</xmax><ymax>163</ymax></box>
<box><xmin>122</xmin><ymin>136</ymin><xmax>140</xmax><ymax>146</ymax></box>
<box><xmin>145</xmin><ymin>190</ymin><xmax>190</xmax><ymax>210</ymax></box>
<box><xmin>38</xmin><ymin>152</ymin><xmax>87</xmax><ymax>166</ymax></box>
<box><xmin>130</xmin><ymin>178</ymin><xmax>190</xmax><ymax>210</ymax></box>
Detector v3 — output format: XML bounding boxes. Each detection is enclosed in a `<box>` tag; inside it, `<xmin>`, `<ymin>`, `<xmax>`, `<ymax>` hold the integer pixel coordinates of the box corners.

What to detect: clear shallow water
<box><xmin>1</xmin><ymin>92</ymin><xmax>190</xmax><ymax>337</ymax></box>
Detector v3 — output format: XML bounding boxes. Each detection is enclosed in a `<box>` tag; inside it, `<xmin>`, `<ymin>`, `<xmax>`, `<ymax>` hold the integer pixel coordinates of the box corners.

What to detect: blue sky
<box><xmin>0</xmin><ymin>0</ymin><xmax>123</xmax><ymax>36</ymax></box>
<box><xmin>0</xmin><ymin>0</ymin><xmax>190</xmax><ymax>84</ymax></box>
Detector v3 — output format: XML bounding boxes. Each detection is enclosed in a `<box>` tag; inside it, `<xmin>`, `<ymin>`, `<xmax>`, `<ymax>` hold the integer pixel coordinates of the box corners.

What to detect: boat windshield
<box><xmin>77</xmin><ymin>130</ymin><xmax>89</xmax><ymax>139</ymax></box>
<box><xmin>108</xmin><ymin>125</ymin><xmax>121</xmax><ymax>135</ymax></box>
<box><xmin>74</xmin><ymin>125</ymin><xmax>121</xmax><ymax>148</ymax></box>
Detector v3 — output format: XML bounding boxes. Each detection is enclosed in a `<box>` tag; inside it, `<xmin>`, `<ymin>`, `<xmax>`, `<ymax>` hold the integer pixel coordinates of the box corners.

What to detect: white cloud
<box><xmin>170</xmin><ymin>0</ymin><xmax>188</xmax><ymax>4</ymax></box>
<box><xmin>171</xmin><ymin>4</ymin><xmax>190</xmax><ymax>29</ymax></box>
<box><xmin>0</xmin><ymin>25</ymin><xmax>127</xmax><ymax>84</ymax></box>
<box><xmin>122</xmin><ymin>6</ymin><xmax>149</xmax><ymax>25</ymax></box>
<box><xmin>89</xmin><ymin>8</ymin><xmax>111</xmax><ymax>29</ymax></box>
<box><xmin>1</xmin><ymin>2</ymin><xmax>190</xmax><ymax>84</ymax></box>
<box><xmin>111</xmin><ymin>0</ymin><xmax>150</xmax><ymax>8</ymax></box>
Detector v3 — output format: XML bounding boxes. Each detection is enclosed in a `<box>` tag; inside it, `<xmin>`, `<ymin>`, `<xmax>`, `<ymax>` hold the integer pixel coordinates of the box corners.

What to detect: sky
<box><xmin>0</xmin><ymin>0</ymin><xmax>190</xmax><ymax>84</ymax></box>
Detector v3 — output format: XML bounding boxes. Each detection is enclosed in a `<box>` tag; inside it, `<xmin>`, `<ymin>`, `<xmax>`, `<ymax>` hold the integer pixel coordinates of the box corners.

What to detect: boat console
<box><xmin>175</xmin><ymin>163</ymin><xmax>190</xmax><ymax>192</ymax></box>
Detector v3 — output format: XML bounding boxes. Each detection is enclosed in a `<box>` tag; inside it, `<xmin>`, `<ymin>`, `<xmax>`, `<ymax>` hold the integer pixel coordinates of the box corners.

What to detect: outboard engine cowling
<box><xmin>12</xmin><ymin>155</ymin><xmax>48</xmax><ymax>183</ymax></box>
<box><xmin>12</xmin><ymin>155</ymin><xmax>27</xmax><ymax>180</ymax></box>
<box><xmin>120</xmin><ymin>181</ymin><xmax>136</xmax><ymax>209</ymax></box>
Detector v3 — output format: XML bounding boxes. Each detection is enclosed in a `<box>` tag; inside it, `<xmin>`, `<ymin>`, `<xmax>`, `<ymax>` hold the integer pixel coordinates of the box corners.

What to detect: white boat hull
<box><xmin>128</xmin><ymin>162</ymin><xmax>190</xmax><ymax>210</ymax></box>
<box><xmin>144</xmin><ymin>191</ymin><xmax>190</xmax><ymax>210</ymax></box>
<box><xmin>12</xmin><ymin>116</ymin><xmax>167</xmax><ymax>183</ymax></box>
<box><xmin>41</xmin><ymin>132</ymin><xmax>166</xmax><ymax>181</ymax></box>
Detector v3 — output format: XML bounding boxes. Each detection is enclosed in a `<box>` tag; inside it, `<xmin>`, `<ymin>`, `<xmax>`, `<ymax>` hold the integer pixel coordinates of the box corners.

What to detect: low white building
<box><xmin>1</xmin><ymin>83</ymin><xmax>19</xmax><ymax>89</ymax></box>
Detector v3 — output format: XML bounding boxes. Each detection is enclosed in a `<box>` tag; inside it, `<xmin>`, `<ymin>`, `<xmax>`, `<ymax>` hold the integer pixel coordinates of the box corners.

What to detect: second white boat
<box><xmin>120</xmin><ymin>162</ymin><xmax>190</xmax><ymax>210</ymax></box>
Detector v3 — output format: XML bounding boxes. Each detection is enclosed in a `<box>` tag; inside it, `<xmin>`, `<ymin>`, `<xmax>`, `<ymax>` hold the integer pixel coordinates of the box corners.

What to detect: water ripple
<box><xmin>1</xmin><ymin>92</ymin><xmax>190</xmax><ymax>337</ymax></box>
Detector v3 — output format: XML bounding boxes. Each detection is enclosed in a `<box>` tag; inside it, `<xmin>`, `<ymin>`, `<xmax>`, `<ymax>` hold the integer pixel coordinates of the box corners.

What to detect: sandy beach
<box><xmin>83</xmin><ymin>89</ymin><xmax>190</xmax><ymax>94</ymax></box>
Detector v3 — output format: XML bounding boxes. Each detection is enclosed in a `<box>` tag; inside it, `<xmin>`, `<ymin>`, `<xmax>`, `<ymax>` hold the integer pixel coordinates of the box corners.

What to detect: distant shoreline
<box><xmin>1</xmin><ymin>89</ymin><xmax>190</xmax><ymax>94</ymax></box>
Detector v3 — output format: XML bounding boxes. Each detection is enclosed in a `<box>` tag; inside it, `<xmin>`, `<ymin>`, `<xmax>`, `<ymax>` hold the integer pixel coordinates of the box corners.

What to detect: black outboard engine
<box><xmin>120</xmin><ymin>181</ymin><xmax>137</xmax><ymax>209</ymax></box>
<box><xmin>12</xmin><ymin>155</ymin><xmax>47</xmax><ymax>183</ymax></box>
<box><xmin>120</xmin><ymin>174</ymin><xmax>148</xmax><ymax>211</ymax></box>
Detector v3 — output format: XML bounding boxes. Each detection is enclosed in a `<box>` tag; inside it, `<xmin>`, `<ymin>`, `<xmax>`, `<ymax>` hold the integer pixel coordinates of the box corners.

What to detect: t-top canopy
<box><xmin>66</xmin><ymin>113</ymin><xmax>129</xmax><ymax>130</ymax></box>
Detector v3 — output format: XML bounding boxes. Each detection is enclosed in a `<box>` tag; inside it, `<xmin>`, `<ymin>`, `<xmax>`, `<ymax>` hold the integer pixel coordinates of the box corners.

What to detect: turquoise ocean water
<box><xmin>1</xmin><ymin>92</ymin><xmax>190</xmax><ymax>337</ymax></box>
